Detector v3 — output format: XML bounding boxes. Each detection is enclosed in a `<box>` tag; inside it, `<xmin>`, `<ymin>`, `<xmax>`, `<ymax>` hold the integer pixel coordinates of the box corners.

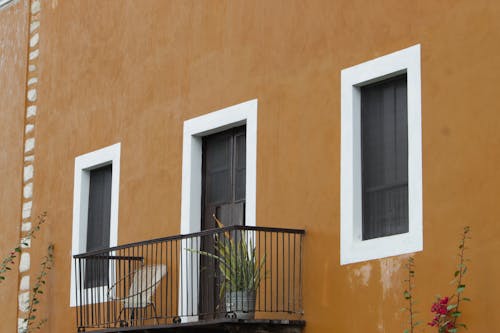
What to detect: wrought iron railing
<box><xmin>73</xmin><ymin>225</ymin><xmax>304</xmax><ymax>331</ymax></box>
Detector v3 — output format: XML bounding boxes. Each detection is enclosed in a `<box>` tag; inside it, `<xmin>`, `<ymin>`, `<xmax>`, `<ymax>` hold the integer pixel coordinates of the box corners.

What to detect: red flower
<box><xmin>428</xmin><ymin>296</ymin><xmax>455</xmax><ymax>332</ymax></box>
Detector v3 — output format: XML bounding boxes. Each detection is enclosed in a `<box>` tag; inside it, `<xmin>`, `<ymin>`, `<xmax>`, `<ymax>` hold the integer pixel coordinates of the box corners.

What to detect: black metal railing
<box><xmin>74</xmin><ymin>226</ymin><xmax>304</xmax><ymax>331</ymax></box>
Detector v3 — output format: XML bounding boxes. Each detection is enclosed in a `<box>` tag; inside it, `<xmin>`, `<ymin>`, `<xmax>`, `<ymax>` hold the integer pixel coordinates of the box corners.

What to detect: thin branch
<box><xmin>0</xmin><ymin>212</ymin><xmax>47</xmax><ymax>283</ymax></box>
<box><xmin>24</xmin><ymin>243</ymin><xmax>54</xmax><ymax>333</ymax></box>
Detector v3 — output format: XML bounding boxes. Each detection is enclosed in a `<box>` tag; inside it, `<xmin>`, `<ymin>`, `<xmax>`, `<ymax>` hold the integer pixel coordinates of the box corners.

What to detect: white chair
<box><xmin>108</xmin><ymin>264</ymin><xmax>167</xmax><ymax>327</ymax></box>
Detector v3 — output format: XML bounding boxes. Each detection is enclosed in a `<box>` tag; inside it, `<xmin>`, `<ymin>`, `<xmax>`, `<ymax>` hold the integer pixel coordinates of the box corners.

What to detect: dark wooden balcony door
<box><xmin>200</xmin><ymin>126</ymin><xmax>246</xmax><ymax>318</ymax></box>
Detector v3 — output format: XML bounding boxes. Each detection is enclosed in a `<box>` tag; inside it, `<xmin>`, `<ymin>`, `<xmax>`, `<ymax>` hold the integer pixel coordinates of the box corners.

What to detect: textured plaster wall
<box><xmin>12</xmin><ymin>0</ymin><xmax>500</xmax><ymax>332</ymax></box>
<box><xmin>0</xmin><ymin>0</ymin><xmax>29</xmax><ymax>332</ymax></box>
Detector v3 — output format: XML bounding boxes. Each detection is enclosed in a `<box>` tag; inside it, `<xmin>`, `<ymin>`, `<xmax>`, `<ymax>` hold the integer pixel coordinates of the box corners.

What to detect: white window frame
<box><xmin>340</xmin><ymin>45</ymin><xmax>422</xmax><ymax>265</ymax></box>
<box><xmin>179</xmin><ymin>99</ymin><xmax>258</xmax><ymax>320</ymax></box>
<box><xmin>69</xmin><ymin>143</ymin><xmax>121</xmax><ymax>307</ymax></box>
<box><xmin>0</xmin><ymin>0</ymin><xmax>17</xmax><ymax>10</ymax></box>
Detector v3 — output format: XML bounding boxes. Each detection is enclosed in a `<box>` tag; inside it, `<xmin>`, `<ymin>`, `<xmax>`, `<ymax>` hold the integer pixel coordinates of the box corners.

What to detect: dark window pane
<box><xmin>361</xmin><ymin>75</ymin><xmax>408</xmax><ymax>240</ymax></box>
<box><xmin>85</xmin><ymin>164</ymin><xmax>112</xmax><ymax>288</ymax></box>
<box><xmin>204</xmin><ymin>132</ymin><xmax>232</xmax><ymax>204</ymax></box>
<box><xmin>234</xmin><ymin>131</ymin><xmax>246</xmax><ymax>201</ymax></box>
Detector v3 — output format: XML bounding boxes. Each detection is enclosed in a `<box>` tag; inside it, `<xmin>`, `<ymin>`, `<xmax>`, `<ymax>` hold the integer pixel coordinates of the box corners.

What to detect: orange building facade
<box><xmin>1</xmin><ymin>1</ymin><xmax>500</xmax><ymax>332</ymax></box>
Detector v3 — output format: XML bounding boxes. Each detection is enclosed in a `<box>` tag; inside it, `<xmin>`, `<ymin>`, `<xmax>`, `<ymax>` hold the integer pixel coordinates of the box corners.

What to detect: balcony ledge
<box><xmin>83</xmin><ymin>319</ymin><xmax>305</xmax><ymax>333</ymax></box>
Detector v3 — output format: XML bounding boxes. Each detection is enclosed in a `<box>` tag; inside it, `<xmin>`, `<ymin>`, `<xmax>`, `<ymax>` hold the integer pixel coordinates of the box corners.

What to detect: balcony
<box><xmin>73</xmin><ymin>225</ymin><xmax>305</xmax><ymax>333</ymax></box>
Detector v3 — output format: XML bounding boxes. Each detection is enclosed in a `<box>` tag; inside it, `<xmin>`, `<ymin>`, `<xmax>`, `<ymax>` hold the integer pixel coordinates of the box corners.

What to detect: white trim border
<box><xmin>179</xmin><ymin>99</ymin><xmax>258</xmax><ymax>320</ymax></box>
<box><xmin>340</xmin><ymin>45</ymin><xmax>423</xmax><ymax>265</ymax></box>
<box><xmin>69</xmin><ymin>143</ymin><xmax>121</xmax><ymax>307</ymax></box>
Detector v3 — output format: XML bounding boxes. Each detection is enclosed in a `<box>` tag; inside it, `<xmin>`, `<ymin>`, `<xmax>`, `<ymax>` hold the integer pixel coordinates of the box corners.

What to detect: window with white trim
<box><xmin>179</xmin><ymin>99</ymin><xmax>257</xmax><ymax>321</ymax></box>
<box><xmin>340</xmin><ymin>45</ymin><xmax>422</xmax><ymax>265</ymax></box>
<box><xmin>70</xmin><ymin>143</ymin><xmax>121</xmax><ymax>306</ymax></box>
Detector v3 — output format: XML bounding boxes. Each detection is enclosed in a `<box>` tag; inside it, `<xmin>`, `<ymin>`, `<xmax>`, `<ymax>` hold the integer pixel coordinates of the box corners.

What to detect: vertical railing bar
<box><xmin>144</xmin><ymin>243</ymin><xmax>147</xmax><ymax>325</ymax></box>
<box><xmin>180</xmin><ymin>238</ymin><xmax>183</xmax><ymax>319</ymax></box>
<box><xmin>132</xmin><ymin>243</ymin><xmax>136</xmax><ymax>326</ymax></box>
<box><xmin>99</xmin><ymin>254</ymin><xmax>102</xmax><ymax>327</ymax></box>
<box><xmin>235</xmin><ymin>229</ymin><xmax>238</xmax><ymax>314</ymax></box>
<box><xmin>77</xmin><ymin>259</ymin><xmax>82</xmax><ymax>329</ymax></box>
<box><xmin>159</xmin><ymin>240</ymin><xmax>163</xmax><ymax>323</ymax></box>
<box><xmin>149</xmin><ymin>243</ymin><xmax>153</xmax><ymax>322</ymax></box>
<box><xmin>257</xmin><ymin>230</ymin><xmax>261</xmax><ymax>313</ymax></box>
<box><xmin>169</xmin><ymin>239</ymin><xmax>173</xmax><ymax>321</ymax></box>
<box><xmin>264</xmin><ymin>231</ymin><xmax>267</xmax><ymax>313</ymax></box>
<box><xmin>91</xmin><ymin>256</ymin><xmax>95</xmax><ymax>326</ymax></box>
<box><xmin>97</xmin><ymin>255</ymin><xmax>101</xmax><ymax>327</ymax></box>
<box><xmin>142</xmin><ymin>244</ymin><xmax>146</xmax><ymax>324</ymax></box>
<box><xmin>101</xmin><ymin>254</ymin><xmax>104</xmax><ymax>326</ymax></box>
<box><xmin>154</xmin><ymin>242</ymin><xmax>158</xmax><ymax>322</ymax></box>
<box><xmin>293</xmin><ymin>233</ymin><xmax>296</xmax><ymax>313</ymax></box>
<box><xmin>188</xmin><ymin>236</ymin><xmax>192</xmax><ymax>317</ymax></box>
<box><xmin>112</xmin><ymin>254</ymin><xmax>115</xmax><ymax>326</ymax></box>
<box><xmin>150</xmin><ymin>243</ymin><xmax>154</xmax><ymax>319</ymax></box>
<box><xmin>299</xmin><ymin>234</ymin><xmax>303</xmax><ymax>313</ymax></box>
<box><xmin>125</xmin><ymin>246</ymin><xmax>130</xmax><ymax>325</ymax></box>
<box><xmin>247</xmin><ymin>231</ymin><xmax>250</xmax><ymax>310</ymax></box>
<box><xmin>83</xmin><ymin>258</ymin><xmax>87</xmax><ymax>329</ymax></box>
<box><xmin>275</xmin><ymin>232</ymin><xmax>278</xmax><ymax>313</ymax></box>
<box><xmin>106</xmin><ymin>253</ymin><xmax>110</xmax><ymax>327</ymax></box>
<box><xmin>179</xmin><ymin>238</ymin><xmax>182</xmax><ymax>320</ymax></box>
<box><xmin>282</xmin><ymin>232</ymin><xmax>285</xmax><ymax>312</ymax></box>
<box><xmin>287</xmin><ymin>232</ymin><xmax>290</xmax><ymax>313</ymax></box>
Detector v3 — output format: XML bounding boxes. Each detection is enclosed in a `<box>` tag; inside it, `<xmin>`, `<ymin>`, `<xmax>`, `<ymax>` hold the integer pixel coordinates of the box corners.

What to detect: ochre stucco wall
<box><xmin>11</xmin><ymin>0</ymin><xmax>500</xmax><ymax>332</ymax></box>
<box><xmin>0</xmin><ymin>0</ymin><xmax>29</xmax><ymax>332</ymax></box>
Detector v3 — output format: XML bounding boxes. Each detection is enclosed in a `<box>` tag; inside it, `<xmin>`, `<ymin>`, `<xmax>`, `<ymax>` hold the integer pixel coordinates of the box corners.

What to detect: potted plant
<box><xmin>190</xmin><ymin>217</ymin><xmax>266</xmax><ymax>319</ymax></box>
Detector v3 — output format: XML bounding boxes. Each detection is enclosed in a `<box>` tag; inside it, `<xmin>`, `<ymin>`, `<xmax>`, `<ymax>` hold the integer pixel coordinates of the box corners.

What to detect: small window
<box><xmin>84</xmin><ymin>164</ymin><xmax>112</xmax><ymax>288</ymax></box>
<box><xmin>340</xmin><ymin>45</ymin><xmax>422</xmax><ymax>265</ymax></box>
<box><xmin>70</xmin><ymin>143</ymin><xmax>121</xmax><ymax>306</ymax></box>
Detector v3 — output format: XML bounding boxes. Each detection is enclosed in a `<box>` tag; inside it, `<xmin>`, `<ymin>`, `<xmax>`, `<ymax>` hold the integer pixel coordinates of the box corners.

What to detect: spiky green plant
<box><xmin>188</xmin><ymin>216</ymin><xmax>266</xmax><ymax>296</ymax></box>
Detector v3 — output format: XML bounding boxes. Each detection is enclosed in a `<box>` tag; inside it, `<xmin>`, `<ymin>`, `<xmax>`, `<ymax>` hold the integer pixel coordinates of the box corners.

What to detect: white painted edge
<box><xmin>179</xmin><ymin>99</ymin><xmax>258</xmax><ymax>320</ymax></box>
<box><xmin>0</xmin><ymin>0</ymin><xmax>18</xmax><ymax>10</ymax></box>
<box><xmin>69</xmin><ymin>143</ymin><xmax>121</xmax><ymax>307</ymax></box>
<box><xmin>340</xmin><ymin>44</ymin><xmax>423</xmax><ymax>265</ymax></box>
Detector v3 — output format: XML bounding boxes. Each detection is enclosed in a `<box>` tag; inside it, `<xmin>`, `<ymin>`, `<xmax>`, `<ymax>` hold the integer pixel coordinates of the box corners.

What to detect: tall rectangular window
<box><xmin>84</xmin><ymin>164</ymin><xmax>112</xmax><ymax>288</ymax></box>
<box><xmin>340</xmin><ymin>45</ymin><xmax>422</xmax><ymax>265</ymax></box>
<box><xmin>70</xmin><ymin>143</ymin><xmax>120</xmax><ymax>306</ymax></box>
<box><xmin>361</xmin><ymin>75</ymin><xmax>408</xmax><ymax>240</ymax></box>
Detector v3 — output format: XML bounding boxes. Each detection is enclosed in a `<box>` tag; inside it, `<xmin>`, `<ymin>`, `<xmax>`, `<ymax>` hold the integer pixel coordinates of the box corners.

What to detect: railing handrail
<box><xmin>74</xmin><ymin>225</ymin><xmax>305</xmax><ymax>259</ymax></box>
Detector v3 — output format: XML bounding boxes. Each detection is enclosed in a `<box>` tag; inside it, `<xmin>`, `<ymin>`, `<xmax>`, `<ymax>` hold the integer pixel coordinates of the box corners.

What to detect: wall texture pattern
<box><xmin>17</xmin><ymin>0</ymin><xmax>41</xmax><ymax>331</ymax></box>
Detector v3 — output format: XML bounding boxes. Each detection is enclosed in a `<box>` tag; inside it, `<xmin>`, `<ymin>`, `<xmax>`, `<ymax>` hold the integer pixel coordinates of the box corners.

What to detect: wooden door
<box><xmin>199</xmin><ymin>126</ymin><xmax>246</xmax><ymax>318</ymax></box>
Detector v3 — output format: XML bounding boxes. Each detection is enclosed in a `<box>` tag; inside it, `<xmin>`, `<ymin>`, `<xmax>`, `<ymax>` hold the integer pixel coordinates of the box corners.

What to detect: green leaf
<box><xmin>462</xmin><ymin>297</ymin><xmax>471</xmax><ymax>302</ymax></box>
<box><xmin>457</xmin><ymin>285</ymin><xmax>466</xmax><ymax>293</ymax></box>
<box><xmin>447</xmin><ymin>303</ymin><xmax>457</xmax><ymax>311</ymax></box>
<box><xmin>451</xmin><ymin>311</ymin><xmax>461</xmax><ymax>317</ymax></box>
